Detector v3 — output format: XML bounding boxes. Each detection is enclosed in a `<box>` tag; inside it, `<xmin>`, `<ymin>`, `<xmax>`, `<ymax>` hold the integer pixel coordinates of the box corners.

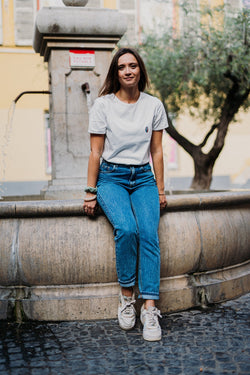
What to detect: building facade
<box><xmin>0</xmin><ymin>0</ymin><xmax>249</xmax><ymax>197</ymax></box>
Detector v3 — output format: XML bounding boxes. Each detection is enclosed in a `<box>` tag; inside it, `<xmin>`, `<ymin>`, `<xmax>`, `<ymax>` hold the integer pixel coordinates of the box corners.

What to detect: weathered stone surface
<box><xmin>33</xmin><ymin>7</ymin><xmax>127</xmax><ymax>54</ymax></box>
<box><xmin>0</xmin><ymin>191</ymin><xmax>249</xmax><ymax>321</ymax></box>
<box><xmin>42</xmin><ymin>49</ymin><xmax>113</xmax><ymax>198</ymax></box>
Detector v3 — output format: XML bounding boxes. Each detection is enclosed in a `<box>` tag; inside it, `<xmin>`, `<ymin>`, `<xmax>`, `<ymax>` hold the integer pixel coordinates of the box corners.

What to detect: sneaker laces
<box><xmin>120</xmin><ymin>298</ymin><xmax>136</xmax><ymax>315</ymax></box>
<box><xmin>145</xmin><ymin>307</ymin><xmax>162</xmax><ymax>327</ymax></box>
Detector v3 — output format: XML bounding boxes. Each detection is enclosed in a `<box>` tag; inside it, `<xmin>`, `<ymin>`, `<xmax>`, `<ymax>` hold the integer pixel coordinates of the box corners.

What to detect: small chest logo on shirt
<box><xmin>145</xmin><ymin>126</ymin><xmax>149</xmax><ymax>133</ymax></box>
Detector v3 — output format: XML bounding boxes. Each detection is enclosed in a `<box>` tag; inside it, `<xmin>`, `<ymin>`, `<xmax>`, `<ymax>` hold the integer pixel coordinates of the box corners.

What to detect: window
<box><xmin>242</xmin><ymin>0</ymin><xmax>250</xmax><ymax>8</ymax></box>
<box><xmin>14</xmin><ymin>0</ymin><xmax>36</xmax><ymax>46</ymax></box>
<box><xmin>0</xmin><ymin>1</ymin><xmax>2</xmax><ymax>45</ymax></box>
<box><xmin>87</xmin><ymin>0</ymin><xmax>102</xmax><ymax>7</ymax></box>
<box><xmin>38</xmin><ymin>0</ymin><xmax>64</xmax><ymax>8</ymax></box>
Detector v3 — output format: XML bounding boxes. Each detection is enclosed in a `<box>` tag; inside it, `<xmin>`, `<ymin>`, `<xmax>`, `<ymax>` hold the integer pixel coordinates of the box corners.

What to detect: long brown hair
<box><xmin>99</xmin><ymin>48</ymin><xmax>149</xmax><ymax>96</ymax></box>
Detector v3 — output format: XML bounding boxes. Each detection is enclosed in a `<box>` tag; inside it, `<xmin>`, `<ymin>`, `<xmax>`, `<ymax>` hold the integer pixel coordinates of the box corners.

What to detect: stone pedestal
<box><xmin>33</xmin><ymin>6</ymin><xmax>127</xmax><ymax>199</ymax></box>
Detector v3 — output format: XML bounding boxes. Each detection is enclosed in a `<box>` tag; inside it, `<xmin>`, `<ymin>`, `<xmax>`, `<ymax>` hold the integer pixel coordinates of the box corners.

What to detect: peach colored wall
<box><xmin>0</xmin><ymin>108</ymin><xmax>48</xmax><ymax>181</ymax></box>
<box><xmin>0</xmin><ymin>51</ymin><xmax>49</xmax><ymax>181</ymax></box>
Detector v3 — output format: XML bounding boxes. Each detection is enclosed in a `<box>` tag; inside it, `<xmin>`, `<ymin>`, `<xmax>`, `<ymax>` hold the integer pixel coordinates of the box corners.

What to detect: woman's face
<box><xmin>117</xmin><ymin>53</ymin><xmax>140</xmax><ymax>90</ymax></box>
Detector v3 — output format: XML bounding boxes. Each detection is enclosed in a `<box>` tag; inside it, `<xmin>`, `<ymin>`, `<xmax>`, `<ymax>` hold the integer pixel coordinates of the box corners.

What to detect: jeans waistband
<box><xmin>102</xmin><ymin>159</ymin><xmax>149</xmax><ymax>168</ymax></box>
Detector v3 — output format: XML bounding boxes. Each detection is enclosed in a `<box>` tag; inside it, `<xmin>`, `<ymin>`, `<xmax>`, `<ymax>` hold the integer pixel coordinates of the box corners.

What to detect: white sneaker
<box><xmin>118</xmin><ymin>290</ymin><xmax>136</xmax><ymax>330</ymax></box>
<box><xmin>140</xmin><ymin>304</ymin><xmax>162</xmax><ymax>341</ymax></box>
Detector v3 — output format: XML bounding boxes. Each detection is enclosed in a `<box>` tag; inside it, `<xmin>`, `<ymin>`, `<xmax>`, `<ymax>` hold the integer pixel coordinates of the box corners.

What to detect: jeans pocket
<box><xmin>141</xmin><ymin>164</ymin><xmax>152</xmax><ymax>173</ymax></box>
<box><xmin>100</xmin><ymin>162</ymin><xmax>117</xmax><ymax>173</ymax></box>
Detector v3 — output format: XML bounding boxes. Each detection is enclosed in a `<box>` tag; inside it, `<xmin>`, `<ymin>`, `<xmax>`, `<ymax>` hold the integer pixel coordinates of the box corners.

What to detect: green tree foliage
<box><xmin>140</xmin><ymin>4</ymin><xmax>250</xmax><ymax>189</ymax></box>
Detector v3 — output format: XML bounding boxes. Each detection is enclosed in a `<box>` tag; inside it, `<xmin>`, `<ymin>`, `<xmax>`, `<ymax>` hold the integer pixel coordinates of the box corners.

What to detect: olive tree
<box><xmin>140</xmin><ymin>4</ymin><xmax>249</xmax><ymax>189</ymax></box>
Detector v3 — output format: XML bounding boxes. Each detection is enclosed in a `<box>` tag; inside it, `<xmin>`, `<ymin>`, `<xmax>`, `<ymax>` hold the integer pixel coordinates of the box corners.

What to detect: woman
<box><xmin>83</xmin><ymin>47</ymin><xmax>168</xmax><ymax>341</ymax></box>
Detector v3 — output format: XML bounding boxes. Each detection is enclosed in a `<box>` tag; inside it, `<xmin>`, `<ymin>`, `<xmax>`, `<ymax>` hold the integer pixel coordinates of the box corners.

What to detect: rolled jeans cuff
<box><xmin>138</xmin><ymin>293</ymin><xmax>159</xmax><ymax>300</ymax></box>
<box><xmin>119</xmin><ymin>278</ymin><xmax>136</xmax><ymax>288</ymax></box>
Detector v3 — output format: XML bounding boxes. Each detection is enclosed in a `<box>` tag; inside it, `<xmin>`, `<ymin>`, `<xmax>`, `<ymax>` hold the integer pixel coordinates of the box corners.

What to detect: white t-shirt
<box><xmin>88</xmin><ymin>92</ymin><xmax>169</xmax><ymax>165</ymax></box>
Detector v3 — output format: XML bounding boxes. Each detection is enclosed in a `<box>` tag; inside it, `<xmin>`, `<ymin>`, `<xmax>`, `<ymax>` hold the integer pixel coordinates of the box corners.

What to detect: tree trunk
<box><xmin>164</xmin><ymin>84</ymin><xmax>249</xmax><ymax>191</ymax></box>
<box><xmin>191</xmin><ymin>155</ymin><xmax>214</xmax><ymax>190</ymax></box>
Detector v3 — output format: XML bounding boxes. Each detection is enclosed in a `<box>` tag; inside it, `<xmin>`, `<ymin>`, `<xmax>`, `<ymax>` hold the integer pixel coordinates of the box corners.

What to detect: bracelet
<box><xmin>84</xmin><ymin>195</ymin><xmax>97</xmax><ymax>202</ymax></box>
<box><xmin>159</xmin><ymin>193</ymin><xmax>165</xmax><ymax>195</ymax></box>
<box><xmin>84</xmin><ymin>186</ymin><xmax>97</xmax><ymax>194</ymax></box>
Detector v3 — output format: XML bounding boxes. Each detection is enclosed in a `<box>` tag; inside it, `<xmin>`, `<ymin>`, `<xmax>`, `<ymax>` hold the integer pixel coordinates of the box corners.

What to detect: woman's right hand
<box><xmin>83</xmin><ymin>194</ymin><xmax>98</xmax><ymax>216</ymax></box>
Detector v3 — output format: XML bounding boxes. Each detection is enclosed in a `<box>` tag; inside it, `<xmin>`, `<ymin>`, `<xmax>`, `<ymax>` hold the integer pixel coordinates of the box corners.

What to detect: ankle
<box><xmin>144</xmin><ymin>300</ymin><xmax>155</xmax><ymax>309</ymax></box>
<box><xmin>121</xmin><ymin>287</ymin><xmax>133</xmax><ymax>297</ymax></box>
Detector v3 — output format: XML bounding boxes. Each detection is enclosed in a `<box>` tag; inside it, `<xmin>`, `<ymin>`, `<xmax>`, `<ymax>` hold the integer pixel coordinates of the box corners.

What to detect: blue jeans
<box><xmin>97</xmin><ymin>160</ymin><xmax>160</xmax><ymax>300</ymax></box>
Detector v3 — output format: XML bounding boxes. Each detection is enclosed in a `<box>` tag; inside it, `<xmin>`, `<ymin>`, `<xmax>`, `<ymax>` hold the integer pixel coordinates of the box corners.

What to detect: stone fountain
<box><xmin>33</xmin><ymin>0</ymin><xmax>127</xmax><ymax>199</ymax></box>
<box><xmin>0</xmin><ymin>0</ymin><xmax>249</xmax><ymax>322</ymax></box>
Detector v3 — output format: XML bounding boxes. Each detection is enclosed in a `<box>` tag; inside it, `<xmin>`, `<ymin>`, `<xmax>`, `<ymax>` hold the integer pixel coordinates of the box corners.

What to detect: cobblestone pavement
<box><xmin>0</xmin><ymin>293</ymin><xmax>249</xmax><ymax>375</ymax></box>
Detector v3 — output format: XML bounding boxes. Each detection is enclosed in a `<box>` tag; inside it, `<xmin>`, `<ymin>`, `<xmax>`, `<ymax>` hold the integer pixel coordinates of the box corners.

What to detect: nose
<box><xmin>124</xmin><ymin>66</ymin><xmax>131</xmax><ymax>75</ymax></box>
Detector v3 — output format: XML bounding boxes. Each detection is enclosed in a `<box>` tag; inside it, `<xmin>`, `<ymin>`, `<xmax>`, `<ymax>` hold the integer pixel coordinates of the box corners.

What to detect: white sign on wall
<box><xmin>69</xmin><ymin>50</ymin><xmax>95</xmax><ymax>69</ymax></box>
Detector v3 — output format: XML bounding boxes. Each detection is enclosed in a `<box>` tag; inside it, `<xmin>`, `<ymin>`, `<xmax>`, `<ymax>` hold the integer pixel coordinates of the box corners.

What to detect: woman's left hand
<box><xmin>159</xmin><ymin>194</ymin><xmax>167</xmax><ymax>210</ymax></box>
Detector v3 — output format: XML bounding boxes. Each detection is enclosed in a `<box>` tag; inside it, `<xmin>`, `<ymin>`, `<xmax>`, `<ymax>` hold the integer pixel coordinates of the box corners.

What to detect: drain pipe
<box><xmin>14</xmin><ymin>90</ymin><xmax>51</xmax><ymax>103</ymax></box>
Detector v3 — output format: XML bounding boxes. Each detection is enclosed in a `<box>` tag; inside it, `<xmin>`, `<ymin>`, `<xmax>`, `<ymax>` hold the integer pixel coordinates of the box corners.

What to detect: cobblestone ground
<box><xmin>0</xmin><ymin>293</ymin><xmax>249</xmax><ymax>375</ymax></box>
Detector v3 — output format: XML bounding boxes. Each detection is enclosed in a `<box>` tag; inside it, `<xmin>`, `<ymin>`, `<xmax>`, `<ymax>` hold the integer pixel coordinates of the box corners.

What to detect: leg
<box><xmin>131</xmin><ymin>183</ymin><xmax>162</xmax><ymax>341</ymax></box>
<box><xmin>130</xmin><ymin>184</ymin><xmax>160</xmax><ymax>300</ymax></box>
<box><xmin>97</xmin><ymin>183</ymin><xmax>138</xmax><ymax>287</ymax></box>
<box><xmin>97</xmin><ymin>182</ymin><xmax>137</xmax><ymax>330</ymax></box>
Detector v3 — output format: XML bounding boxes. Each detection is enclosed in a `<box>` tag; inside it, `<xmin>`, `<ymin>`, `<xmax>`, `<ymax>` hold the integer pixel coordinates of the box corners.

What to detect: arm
<box><xmin>150</xmin><ymin>130</ymin><xmax>167</xmax><ymax>210</ymax></box>
<box><xmin>83</xmin><ymin>134</ymin><xmax>105</xmax><ymax>216</ymax></box>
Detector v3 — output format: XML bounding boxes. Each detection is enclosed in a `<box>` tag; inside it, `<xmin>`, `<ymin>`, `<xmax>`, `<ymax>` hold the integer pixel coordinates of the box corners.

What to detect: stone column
<box><xmin>33</xmin><ymin>3</ymin><xmax>127</xmax><ymax>199</ymax></box>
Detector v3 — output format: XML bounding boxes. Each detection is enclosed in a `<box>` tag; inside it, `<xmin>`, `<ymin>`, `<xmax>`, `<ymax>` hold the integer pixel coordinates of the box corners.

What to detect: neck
<box><xmin>116</xmin><ymin>87</ymin><xmax>140</xmax><ymax>104</ymax></box>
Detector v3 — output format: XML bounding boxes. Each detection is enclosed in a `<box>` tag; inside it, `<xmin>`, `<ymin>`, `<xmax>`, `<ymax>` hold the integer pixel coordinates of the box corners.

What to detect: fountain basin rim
<box><xmin>0</xmin><ymin>191</ymin><xmax>249</xmax><ymax>218</ymax></box>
